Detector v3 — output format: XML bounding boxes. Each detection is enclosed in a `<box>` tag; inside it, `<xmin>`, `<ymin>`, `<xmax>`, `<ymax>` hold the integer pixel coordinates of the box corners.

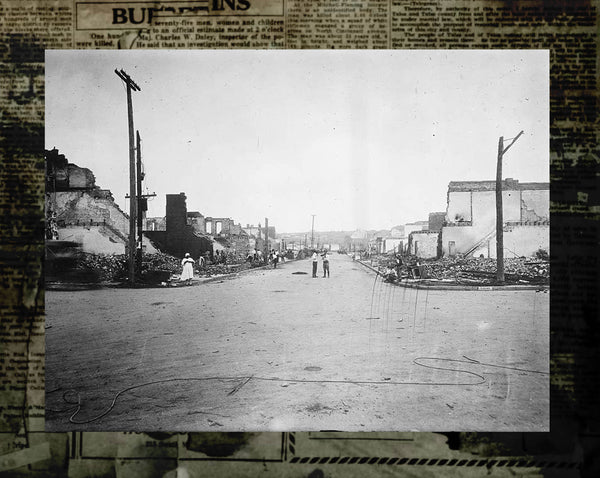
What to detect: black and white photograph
<box><xmin>45</xmin><ymin>49</ymin><xmax>550</xmax><ymax>432</ymax></box>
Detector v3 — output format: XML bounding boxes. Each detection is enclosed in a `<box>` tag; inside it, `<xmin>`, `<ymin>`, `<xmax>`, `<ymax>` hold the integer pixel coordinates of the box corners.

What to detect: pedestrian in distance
<box><xmin>272</xmin><ymin>249</ymin><xmax>279</xmax><ymax>268</ymax></box>
<box><xmin>311</xmin><ymin>250</ymin><xmax>318</xmax><ymax>278</ymax></box>
<box><xmin>180</xmin><ymin>253</ymin><xmax>195</xmax><ymax>285</ymax></box>
<box><xmin>322</xmin><ymin>250</ymin><xmax>330</xmax><ymax>277</ymax></box>
<box><xmin>394</xmin><ymin>253</ymin><xmax>403</xmax><ymax>278</ymax></box>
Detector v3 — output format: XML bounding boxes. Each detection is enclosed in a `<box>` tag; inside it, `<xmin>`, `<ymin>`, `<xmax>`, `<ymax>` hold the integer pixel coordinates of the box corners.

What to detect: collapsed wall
<box><xmin>46</xmin><ymin>149</ymin><xmax>157</xmax><ymax>254</ymax></box>
<box><xmin>441</xmin><ymin>180</ymin><xmax>549</xmax><ymax>258</ymax></box>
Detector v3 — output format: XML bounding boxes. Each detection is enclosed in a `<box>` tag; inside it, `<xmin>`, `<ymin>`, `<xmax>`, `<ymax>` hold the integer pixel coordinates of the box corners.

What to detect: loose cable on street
<box><xmin>47</xmin><ymin>355</ymin><xmax>549</xmax><ymax>425</ymax></box>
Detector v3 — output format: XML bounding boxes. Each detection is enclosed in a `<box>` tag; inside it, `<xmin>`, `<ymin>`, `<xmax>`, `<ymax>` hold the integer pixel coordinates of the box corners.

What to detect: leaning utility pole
<box><xmin>496</xmin><ymin>130</ymin><xmax>524</xmax><ymax>283</ymax></box>
<box><xmin>310</xmin><ymin>214</ymin><xmax>315</xmax><ymax>249</ymax></box>
<box><xmin>115</xmin><ymin>69</ymin><xmax>141</xmax><ymax>285</ymax></box>
<box><xmin>134</xmin><ymin>131</ymin><xmax>156</xmax><ymax>276</ymax></box>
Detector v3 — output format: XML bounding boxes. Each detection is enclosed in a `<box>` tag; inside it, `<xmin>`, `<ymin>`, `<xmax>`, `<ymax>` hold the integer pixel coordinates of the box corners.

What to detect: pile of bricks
<box><xmin>196</xmin><ymin>263</ymin><xmax>252</xmax><ymax>278</ymax></box>
<box><xmin>73</xmin><ymin>253</ymin><xmax>127</xmax><ymax>282</ymax></box>
<box><xmin>421</xmin><ymin>257</ymin><xmax>549</xmax><ymax>284</ymax></box>
<box><xmin>142</xmin><ymin>253</ymin><xmax>181</xmax><ymax>274</ymax></box>
<box><xmin>72</xmin><ymin>252</ymin><xmax>181</xmax><ymax>283</ymax></box>
<box><xmin>69</xmin><ymin>252</ymin><xmax>260</xmax><ymax>283</ymax></box>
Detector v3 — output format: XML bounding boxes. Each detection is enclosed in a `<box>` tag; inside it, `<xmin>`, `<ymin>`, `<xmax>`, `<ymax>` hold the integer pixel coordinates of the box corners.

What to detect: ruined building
<box><xmin>144</xmin><ymin>197</ymin><xmax>279</xmax><ymax>261</ymax></box>
<box><xmin>45</xmin><ymin>148</ymin><xmax>157</xmax><ymax>254</ymax></box>
<box><xmin>144</xmin><ymin>193</ymin><xmax>212</xmax><ymax>259</ymax></box>
<box><xmin>440</xmin><ymin>179</ymin><xmax>549</xmax><ymax>258</ymax></box>
<box><xmin>408</xmin><ymin>212</ymin><xmax>445</xmax><ymax>259</ymax></box>
<box><xmin>382</xmin><ymin>225</ymin><xmax>405</xmax><ymax>254</ymax></box>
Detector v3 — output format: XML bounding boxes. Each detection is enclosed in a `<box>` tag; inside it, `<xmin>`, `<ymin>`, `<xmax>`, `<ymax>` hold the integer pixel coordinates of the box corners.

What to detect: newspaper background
<box><xmin>0</xmin><ymin>0</ymin><xmax>598</xmax><ymax>476</ymax></box>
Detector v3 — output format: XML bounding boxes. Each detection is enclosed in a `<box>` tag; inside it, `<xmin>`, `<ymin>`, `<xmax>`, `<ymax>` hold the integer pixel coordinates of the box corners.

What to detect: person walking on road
<box><xmin>322</xmin><ymin>250</ymin><xmax>330</xmax><ymax>278</ymax></box>
<box><xmin>311</xmin><ymin>251</ymin><xmax>318</xmax><ymax>278</ymax></box>
<box><xmin>180</xmin><ymin>253</ymin><xmax>195</xmax><ymax>285</ymax></box>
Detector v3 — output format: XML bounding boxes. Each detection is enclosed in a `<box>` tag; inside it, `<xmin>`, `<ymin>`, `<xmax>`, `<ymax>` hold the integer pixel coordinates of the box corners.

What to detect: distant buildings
<box><xmin>349</xmin><ymin>177</ymin><xmax>549</xmax><ymax>261</ymax></box>
<box><xmin>144</xmin><ymin>193</ymin><xmax>212</xmax><ymax>259</ymax></box>
<box><xmin>380</xmin><ymin>226</ymin><xmax>402</xmax><ymax>254</ymax></box>
<box><xmin>350</xmin><ymin>229</ymin><xmax>369</xmax><ymax>251</ymax></box>
<box><xmin>144</xmin><ymin>193</ymin><xmax>263</xmax><ymax>260</ymax></box>
<box><xmin>407</xmin><ymin>213</ymin><xmax>444</xmax><ymax>258</ymax></box>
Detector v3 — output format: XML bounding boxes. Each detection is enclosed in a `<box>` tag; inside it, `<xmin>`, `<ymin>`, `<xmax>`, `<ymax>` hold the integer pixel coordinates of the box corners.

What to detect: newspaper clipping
<box><xmin>0</xmin><ymin>0</ymin><xmax>598</xmax><ymax>476</ymax></box>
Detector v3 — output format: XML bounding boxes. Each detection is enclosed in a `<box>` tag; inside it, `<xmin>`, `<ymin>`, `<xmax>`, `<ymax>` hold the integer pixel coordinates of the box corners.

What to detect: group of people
<box><xmin>181</xmin><ymin>248</ymin><xmax>334</xmax><ymax>285</ymax></box>
<box><xmin>180</xmin><ymin>247</ymin><xmax>289</xmax><ymax>284</ymax></box>
<box><xmin>245</xmin><ymin>249</ymin><xmax>286</xmax><ymax>268</ymax></box>
<box><xmin>379</xmin><ymin>254</ymin><xmax>423</xmax><ymax>282</ymax></box>
<box><xmin>269</xmin><ymin>249</ymin><xmax>283</xmax><ymax>268</ymax></box>
<box><xmin>311</xmin><ymin>250</ymin><xmax>330</xmax><ymax>278</ymax></box>
<box><xmin>246</xmin><ymin>249</ymin><xmax>264</xmax><ymax>264</ymax></box>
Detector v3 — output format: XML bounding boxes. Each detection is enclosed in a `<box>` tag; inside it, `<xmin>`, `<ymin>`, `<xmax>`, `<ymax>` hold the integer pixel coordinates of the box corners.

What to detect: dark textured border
<box><xmin>0</xmin><ymin>0</ymin><xmax>599</xmax><ymax>476</ymax></box>
<box><xmin>288</xmin><ymin>455</ymin><xmax>579</xmax><ymax>469</ymax></box>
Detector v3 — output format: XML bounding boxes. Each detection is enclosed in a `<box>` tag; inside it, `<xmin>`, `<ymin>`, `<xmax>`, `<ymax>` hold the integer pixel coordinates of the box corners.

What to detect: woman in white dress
<box><xmin>180</xmin><ymin>253</ymin><xmax>195</xmax><ymax>285</ymax></box>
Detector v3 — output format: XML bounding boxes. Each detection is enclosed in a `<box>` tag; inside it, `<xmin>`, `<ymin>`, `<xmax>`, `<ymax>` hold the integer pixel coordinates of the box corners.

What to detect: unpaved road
<box><xmin>46</xmin><ymin>254</ymin><xmax>549</xmax><ymax>432</ymax></box>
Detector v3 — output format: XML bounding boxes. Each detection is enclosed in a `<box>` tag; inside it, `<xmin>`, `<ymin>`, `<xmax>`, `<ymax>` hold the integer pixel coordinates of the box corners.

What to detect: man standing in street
<box><xmin>311</xmin><ymin>251</ymin><xmax>318</xmax><ymax>278</ymax></box>
<box><xmin>322</xmin><ymin>250</ymin><xmax>330</xmax><ymax>278</ymax></box>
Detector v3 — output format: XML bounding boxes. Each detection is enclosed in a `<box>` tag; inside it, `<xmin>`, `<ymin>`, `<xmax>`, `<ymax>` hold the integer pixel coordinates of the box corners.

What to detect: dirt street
<box><xmin>46</xmin><ymin>254</ymin><xmax>549</xmax><ymax>432</ymax></box>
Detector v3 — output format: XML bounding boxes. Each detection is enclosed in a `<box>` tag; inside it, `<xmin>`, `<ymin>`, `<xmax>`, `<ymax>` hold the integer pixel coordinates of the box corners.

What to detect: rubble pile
<box><xmin>70</xmin><ymin>252</ymin><xmax>261</xmax><ymax>283</ymax></box>
<box><xmin>73</xmin><ymin>252</ymin><xmax>182</xmax><ymax>283</ymax></box>
<box><xmin>421</xmin><ymin>257</ymin><xmax>549</xmax><ymax>284</ymax></box>
<box><xmin>197</xmin><ymin>263</ymin><xmax>250</xmax><ymax>277</ymax></box>
<box><xmin>75</xmin><ymin>253</ymin><xmax>127</xmax><ymax>282</ymax></box>
<box><xmin>141</xmin><ymin>253</ymin><xmax>181</xmax><ymax>274</ymax></box>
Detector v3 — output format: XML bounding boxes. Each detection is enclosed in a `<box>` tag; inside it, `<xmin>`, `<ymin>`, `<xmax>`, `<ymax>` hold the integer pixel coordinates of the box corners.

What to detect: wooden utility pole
<box><xmin>126</xmin><ymin>132</ymin><xmax>156</xmax><ymax>279</ymax></box>
<box><xmin>136</xmin><ymin>131</ymin><xmax>143</xmax><ymax>276</ymax></box>
<box><xmin>496</xmin><ymin>130</ymin><xmax>524</xmax><ymax>283</ymax></box>
<box><xmin>135</xmin><ymin>131</ymin><xmax>156</xmax><ymax>275</ymax></box>
<box><xmin>265</xmin><ymin>217</ymin><xmax>269</xmax><ymax>257</ymax></box>
<box><xmin>311</xmin><ymin>214</ymin><xmax>315</xmax><ymax>249</ymax></box>
<box><xmin>115</xmin><ymin>69</ymin><xmax>141</xmax><ymax>284</ymax></box>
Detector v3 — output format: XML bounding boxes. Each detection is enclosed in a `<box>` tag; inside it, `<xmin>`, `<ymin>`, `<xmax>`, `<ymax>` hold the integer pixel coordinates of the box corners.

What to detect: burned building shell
<box><xmin>441</xmin><ymin>179</ymin><xmax>549</xmax><ymax>258</ymax></box>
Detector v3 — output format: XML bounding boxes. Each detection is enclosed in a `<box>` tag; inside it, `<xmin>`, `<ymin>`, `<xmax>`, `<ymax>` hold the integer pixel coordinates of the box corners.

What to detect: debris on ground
<box><xmin>56</xmin><ymin>252</ymin><xmax>261</xmax><ymax>284</ymax></box>
<box><xmin>369</xmin><ymin>254</ymin><xmax>549</xmax><ymax>286</ymax></box>
<box><xmin>74</xmin><ymin>253</ymin><xmax>127</xmax><ymax>282</ymax></box>
<box><xmin>421</xmin><ymin>256</ymin><xmax>549</xmax><ymax>284</ymax></box>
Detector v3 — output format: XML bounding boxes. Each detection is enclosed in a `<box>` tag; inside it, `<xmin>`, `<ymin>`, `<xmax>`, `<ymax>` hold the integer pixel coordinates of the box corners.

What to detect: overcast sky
<box><xmin>46</xmin><ymin>50</ymin><xmax>548</xmax><ymax>233</ymax></box>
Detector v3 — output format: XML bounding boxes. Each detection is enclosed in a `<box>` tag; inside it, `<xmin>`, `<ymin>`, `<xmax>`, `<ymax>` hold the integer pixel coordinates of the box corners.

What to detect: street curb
<box><xmin>46</xmin><ymin>259</ymin><xmax>299</xmax><ymax>290</ymax></box>
<box><xmin>354</xmin><ymin>259</ymin><xmax>549</xmax><ymax>291</ymax></box>
<box><xmin>189</xmin><ymin>258</ymin><xmax>299</xmax><ymax>286</ymax></box>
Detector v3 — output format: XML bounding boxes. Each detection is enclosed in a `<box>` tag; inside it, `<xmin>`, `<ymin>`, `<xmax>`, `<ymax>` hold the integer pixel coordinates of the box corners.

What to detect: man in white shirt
<box><xmin>322</xmin><ymin>251</ymin><xmax>330</xmax><ymax>278</ymax></box>
<box><xmin>311</xmin><ymin>251</ymin><xmax>318</xmax><ymax>278</ymax></box>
